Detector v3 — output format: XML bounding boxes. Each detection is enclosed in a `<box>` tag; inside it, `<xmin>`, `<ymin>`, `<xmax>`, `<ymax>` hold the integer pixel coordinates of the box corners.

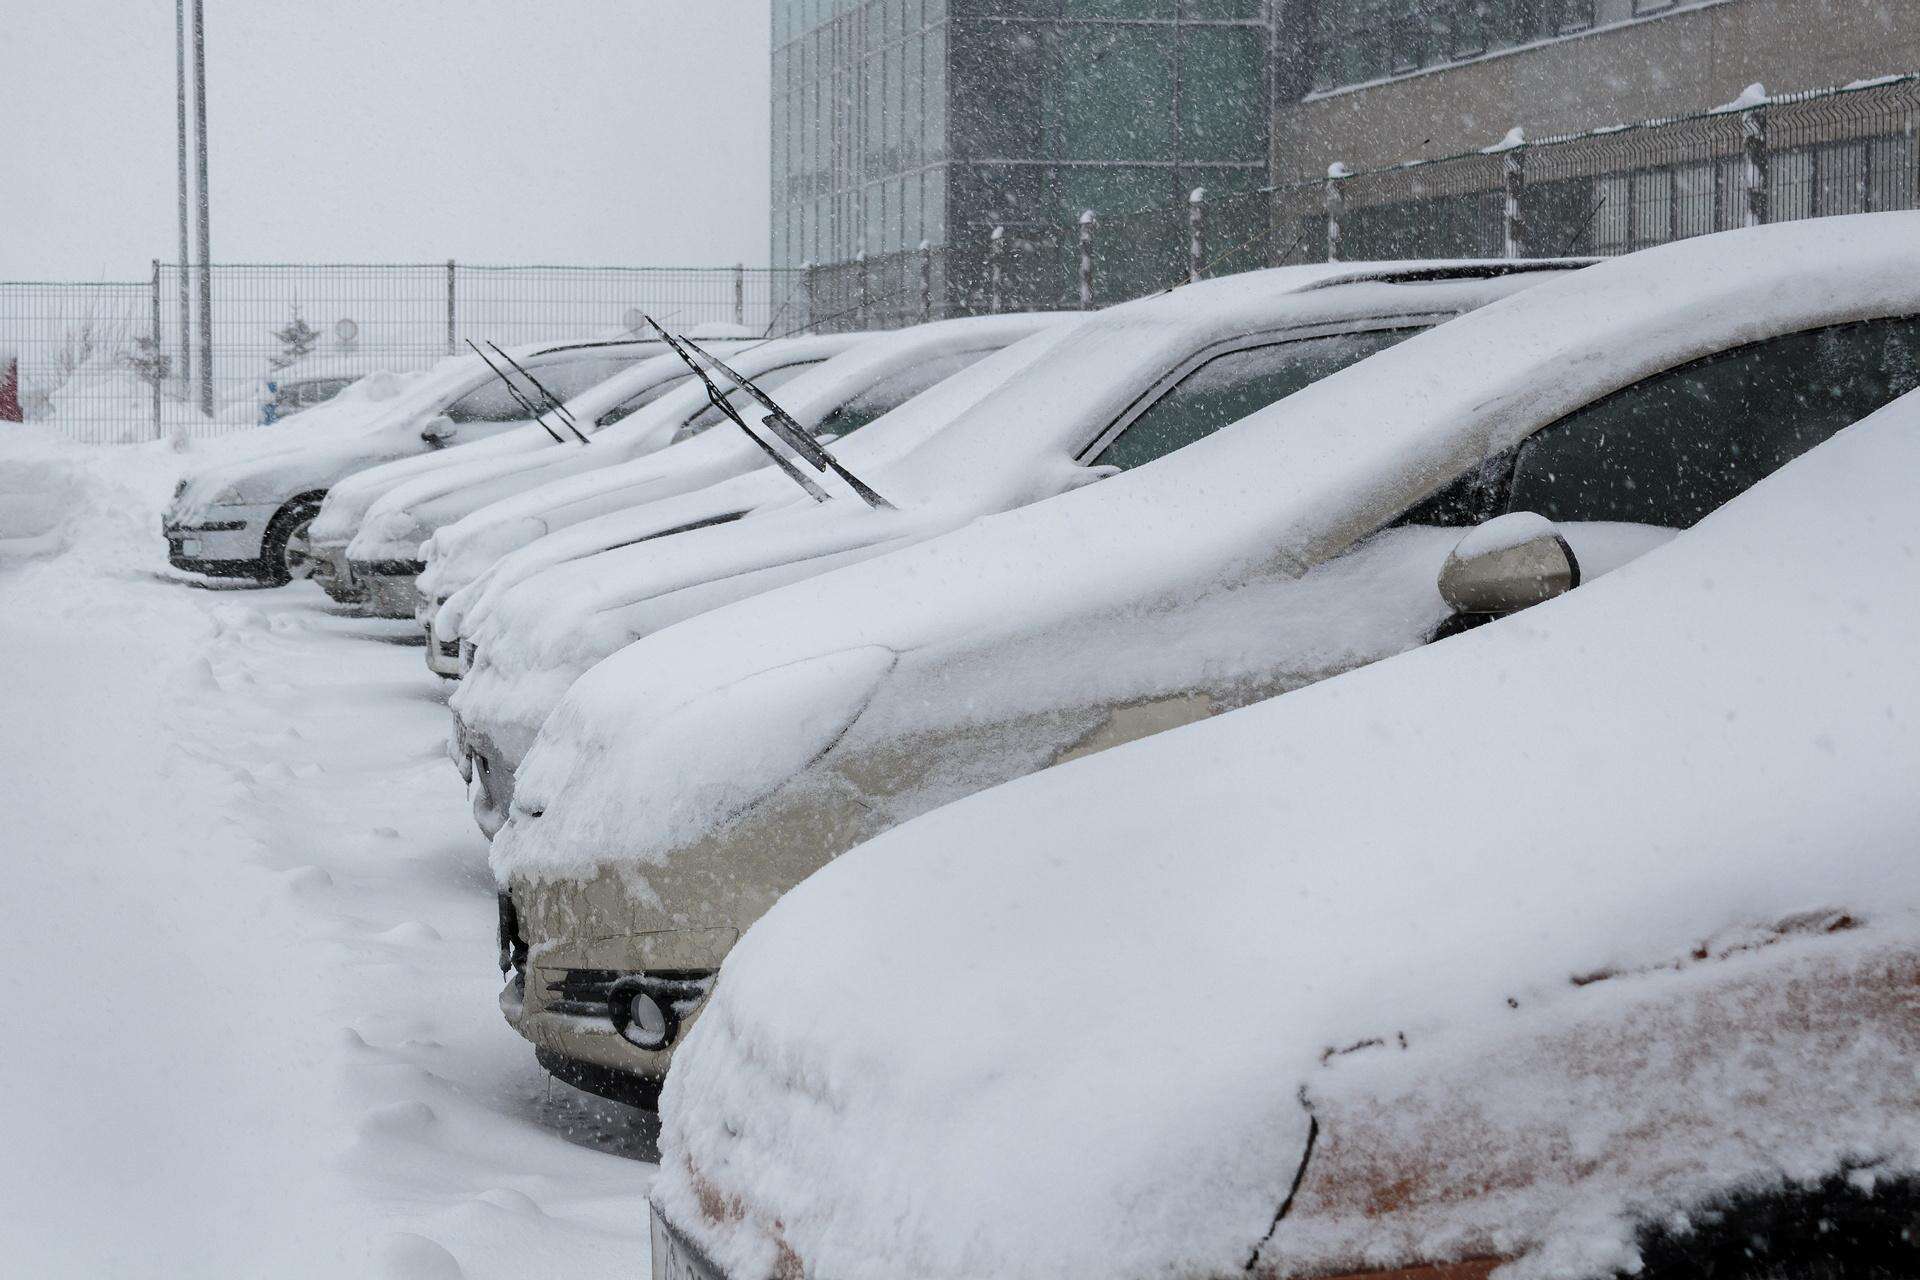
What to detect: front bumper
<box><xmin>499</xmin><ymin>881</ymin><xmax>731</xmax><ymax>1102</ymax></box>
<box><xmin>347</xmin><ymin>558</ymin><xmax>423</xmax><ymax>618</ymax></box>
<box><xmin>310</xmin><ymin>540</ymin><xmax>367</xmax><ymax>604</ymax></box>
<box><xmin>161</xmin><ymin>505</ymin><xmax>268</xmax><ymax>575</ymax></box>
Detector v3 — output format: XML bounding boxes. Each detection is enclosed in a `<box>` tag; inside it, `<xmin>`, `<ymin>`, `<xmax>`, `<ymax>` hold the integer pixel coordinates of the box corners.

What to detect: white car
<box><xmin>162</xmin><ymin>337</ymin><xmax>661</xmax><ymax>585</ymax></box>
<box><xmin>486</xmin><ymin>213</ymin><xmax>1920</xmax><ymax>1100</ymax></box>
<box><xmin>453</xmin><ymin>260</ymin><xmax>1579</xmax><ymax>837</ymax></box>
<box><xmin>648</xmin><ymin>385</ymin><xmax>1920</xmax><ymax>1280</ymax></box>
<box><xmin>305</xmin><ymin>327</ymin><xmax>773</xmax><ymax>611</ymax></box>
<box><xmin>423</xmin><ymin>313</ymin><xmax>1072</xmax><ymax>674</ymax></box>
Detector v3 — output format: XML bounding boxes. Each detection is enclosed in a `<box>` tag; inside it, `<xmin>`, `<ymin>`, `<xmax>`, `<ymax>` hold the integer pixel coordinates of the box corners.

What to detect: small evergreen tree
<box><xmin>270</xmin><ymin>306</ymin><xmax>321</xmax><ymax>370</ymax></box>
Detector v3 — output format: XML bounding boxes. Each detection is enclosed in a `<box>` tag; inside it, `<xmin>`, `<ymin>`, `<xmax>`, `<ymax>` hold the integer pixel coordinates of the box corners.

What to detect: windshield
<box><xmin>441</xmin><ymin>348</ymin><xmax>650</xmax><ymax>424</ymax></box>
<box><xmin>674</xmin><ymin>361</ymin><xmax>823</xmax><ymax>442</ymax></box>
<box><xmin>1091</xmin><ymin>326</ymin><xmax>1427</xmax><ymax>471</ymax></box>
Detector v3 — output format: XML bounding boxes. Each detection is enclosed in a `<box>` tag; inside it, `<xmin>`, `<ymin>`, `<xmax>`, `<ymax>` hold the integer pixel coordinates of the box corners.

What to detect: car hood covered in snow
<box><xmin>492</xmin><ymin>213</ymin><xmax>1920</xmax><ymax>887</ymax></box>
<box><xmin>454</xmin><ymin>262</ymin><xmax>1574</xmax><ymax>771</ymax></box>
<box><xmin>166</xmin><ymin>356</ymin><xmax>475</xmax><ymax>521</ymax></box>
<box><xmin>435</xmin><ymin>314</ymin><xmax>1079</xmax><ymax>641</ymax></box>
<box><xmin>651</xmin><ymin>387</ymin><xmax>1920</xmax><ymax>1280</ymax></box>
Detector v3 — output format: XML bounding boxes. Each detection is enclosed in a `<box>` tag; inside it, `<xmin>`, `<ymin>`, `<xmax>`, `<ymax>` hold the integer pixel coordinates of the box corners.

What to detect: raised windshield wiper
<box><xmin>679</xmin><ymin>336</ymin><xmax>895</xmax><ymax>511</ymax></box>
<box><xmin>484</xmin><ymin>342</ymin><xmax>590</xmax><ymax>444</ymax></box>
<box><xmin>642</xmin><ymin>316</ymin><xmax>829</xmax><ymax>504</ymax></box>
<box><xmin>464</xmin><ymin>340</ymin><xmax>571</xmax><ymax>445</ymax></box>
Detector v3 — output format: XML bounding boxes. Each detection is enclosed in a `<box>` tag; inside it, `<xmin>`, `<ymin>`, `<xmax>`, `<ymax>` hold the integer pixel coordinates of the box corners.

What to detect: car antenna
<box><xmin>679</xmin><ymin>335</ymin><xmax>895</xmax><ymax>511</ymax></box>
<box><xmin>485</xmin><ymin>341</ymin><xmax>591</xmax><ymax>444</ymax></box>
<box><xmin>465</xmin><ymin>340</ymin><xmax>571</xmax><ymax>445</ymax></box>
<box><xmin>642</xmin><ymin>316</ymin><xmax>830</xmax><ymax>504</ymax></box>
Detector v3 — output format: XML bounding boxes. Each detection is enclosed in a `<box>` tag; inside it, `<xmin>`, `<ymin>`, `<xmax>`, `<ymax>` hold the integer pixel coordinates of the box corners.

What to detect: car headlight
<box><xmin>608</xmin><ymin>979</ymin><xmax>674</xmax><ymax>1050</ymax></box>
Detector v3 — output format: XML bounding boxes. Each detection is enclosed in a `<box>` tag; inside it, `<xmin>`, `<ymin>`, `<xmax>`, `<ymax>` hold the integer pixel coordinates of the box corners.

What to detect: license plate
<box><xmin>651</xmin><ymin>1206</ymin><xmax>727</xmax><ymax>1280</ymax></box>
<box><xmin>182</xmin><ymin>538</ymin><xmax>202</xmax><ymax>557</ymax></box>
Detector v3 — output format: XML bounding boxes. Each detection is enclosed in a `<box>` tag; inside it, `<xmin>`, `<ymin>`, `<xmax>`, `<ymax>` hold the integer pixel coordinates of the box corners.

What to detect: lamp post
<box><xmin>175</xmin><ymin>0</ymin><xmax>191</xmax><ymax>390</ymax></box>
<box><xmin>192</xmin><ymin>0</ymin><xmax>214</xmax><ymax>417</ymax></box>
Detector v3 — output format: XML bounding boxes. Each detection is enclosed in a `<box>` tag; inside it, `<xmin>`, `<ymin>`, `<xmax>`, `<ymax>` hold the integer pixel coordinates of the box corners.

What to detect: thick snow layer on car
<box><xmin>434</xmin><ymin>316</ymin><xmax>1080</xmax><ymax>642</ymax></box>
<box><xmin>492</xmin><ymin>213</ymin><xmax>1920</xmax><ymax>884</ymax></box>
<box><xmin>361</xmin><ymin>318</ymin><xmax>1042</xmax><ymax>566</ymax></box>
<box><xmin>458</xmin><ymin>264</ymin><xmax>1571</xmax><ymax>781</ymax></box>
<box><xmin>652</xmin><ymin>390</ymin><xmax>1920</xmax><ymax>1280</ymax></box>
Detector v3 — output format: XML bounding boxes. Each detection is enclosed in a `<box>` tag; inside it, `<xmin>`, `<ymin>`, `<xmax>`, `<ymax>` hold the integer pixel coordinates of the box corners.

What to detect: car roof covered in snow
<box><xmin>652</xmin><ymin>386</ymin><xmax>1920</xmax><ymax>1280</ymax></box>
<box><xmin>490</xmin><ymin>213</ymin><xmax>1920</xmax><ymax>885</ymax></box>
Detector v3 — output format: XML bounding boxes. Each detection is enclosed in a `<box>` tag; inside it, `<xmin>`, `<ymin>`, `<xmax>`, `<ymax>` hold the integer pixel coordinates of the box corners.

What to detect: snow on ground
<box><xmin>0</xmin><ymin>430</ymin><xmax>655</xmax><ymax>1277</ymax></box>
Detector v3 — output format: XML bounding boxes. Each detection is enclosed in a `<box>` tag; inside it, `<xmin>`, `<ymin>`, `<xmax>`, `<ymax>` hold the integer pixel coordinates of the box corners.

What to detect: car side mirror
<box><xmin>1438</xmin><ymin>511</ymin><xmax>1581</xmax><ymax>617</ymax></box>
<box><xmin>419</xmin><ymin>414</ymin><xmax>457</xmax><ymax>446</ymax></box>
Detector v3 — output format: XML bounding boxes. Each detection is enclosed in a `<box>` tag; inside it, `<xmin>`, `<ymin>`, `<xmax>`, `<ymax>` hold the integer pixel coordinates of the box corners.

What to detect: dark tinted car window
<box><xmin>814</xmin><ymin>346</ymin><xmax>998</xmax><ymax>438</ymax></box>
<box><xmin>596</xmin><ymin>371</ymin><xmax>696</xmax><ymax>428</ymax></box>
<box><xmin>1508</xmin><ymin>315</ymin><xmax>1920</xmax><ymax>527</ymax></box>
<box><xmin>1093</xmin><ymin>327</ymin><xmax>1423</xmax><ymax>472</ymax></box>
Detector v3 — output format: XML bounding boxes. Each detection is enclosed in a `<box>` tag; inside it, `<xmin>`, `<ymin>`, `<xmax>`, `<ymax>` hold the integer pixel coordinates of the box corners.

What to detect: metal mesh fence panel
<box><xmin>2</xmin><ymin>263</ymin><xmax>806</xmax><ymax>444</ymax></box>
<box><xmin>0</xmin><ymin>280</ymin><xmax>161</xmax><ymax>444</ymax></box>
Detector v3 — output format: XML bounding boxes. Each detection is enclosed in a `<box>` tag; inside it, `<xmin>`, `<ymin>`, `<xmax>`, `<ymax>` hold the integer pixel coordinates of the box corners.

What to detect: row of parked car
<box><xmin>165</xmin><ymin>213</ymin><xmax>1920</xmax><ymax>1280</ymax></box>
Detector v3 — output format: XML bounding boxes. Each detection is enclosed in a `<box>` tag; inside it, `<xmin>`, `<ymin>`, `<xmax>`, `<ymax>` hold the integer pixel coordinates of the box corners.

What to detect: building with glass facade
<box><xmin>771</xmin><ymin>0</ymin><xmax>1271</xmax><ymax>314</ymax></box>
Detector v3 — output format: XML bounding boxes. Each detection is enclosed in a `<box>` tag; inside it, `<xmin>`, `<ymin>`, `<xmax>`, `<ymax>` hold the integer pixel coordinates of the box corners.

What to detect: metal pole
<box><xmin>801</xmin><ymin>260</ymin><xmax>816</xmax><ymax>332</ymax></box>
<box><xmin>918</xmin><ymin>240</ymin><xmax>933</xmax><ymax>323</ymax></box>
<box><xmin>1078</xmin><ymin>210</ymin><xmax>1096</xmax><ymax>310</ymax></box>
<box><xmin>446</xmin><ymin>259</ymin><xmax>457</xmax><ymax>354</ymax></box>
<box><xmin>1188</xmin><ymin>187</ymin><xmax>1207</xmax><ymax>283</ymax></box>
<box><xmin>192</xmin><ymin>0</ymin><xmax>213</xmax><ymax>417</ymax></box>
<box><xmin>174</xmin><ymin>0</ymin><xmax>191</xmax><ymax>389</ymax></box>
<box><xmin>1324</xmin><ymin>165</ymin><xmax>1347</xmax><ymax>263</ymax></box>
<box><xmin>1502</xmin><ymin>148</ymin><xmax>1527</xmax><ymax>259</ymax></box>
<box><xmin>1743</xmin><ymin>106</ymin><xmax>1770</xmax><ymax>227</ymax></box>
<box><xmin>733</xmin><ymin>263</ymin><xmax>746</xmax><ymax>327</ymax></box>
<box><xmin>856</xmin><ymin>251</ymin><xmax>869</xmax><ymax>328</ymax></box>
<box><xmin>151</xmin><ymin>260</ymin><xmax>163</xmax><ymax>440</ymax></box>
<box><xmin>988</xmin><ymin>226</ymin><xmax>1005</xmax><ymax>315</ymax></box>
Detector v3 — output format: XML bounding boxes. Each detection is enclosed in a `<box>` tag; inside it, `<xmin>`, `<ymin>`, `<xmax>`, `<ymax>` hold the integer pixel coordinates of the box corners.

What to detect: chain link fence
<box><xmin>1</xmin><ymin>263</ymin><xmax>809</xmax><ymax>444</ymax></box>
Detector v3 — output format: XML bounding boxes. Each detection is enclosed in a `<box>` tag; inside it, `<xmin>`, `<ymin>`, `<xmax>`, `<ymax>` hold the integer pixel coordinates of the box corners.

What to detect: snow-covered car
<box><xmin>454</xmin><ymin>260</ymin><xmax>1580</xmax><ymax>835</ymax></box>
<box><xmin>646</xmin><ymin>384</ymin><xmax>1920</xmax><ymax>1280</ymax></box>
<box><xmin>355</xmin><ymin>317</ymin><xmax>1052</xmax><ymax>630</ymax></box>
<box><xmin>488</xmin><ymin>212</ymin><xmax>1920</xmax><ymax>1100</ymax></box>
<box><xmin>304</xmin><ymin>327</ymin><xmax>771</xmax><ymax>610</ymax></box>
<box><xmin>422</xmin><ymin>313</ymin><xmax>1071</xmax><ymax>674</ymax></box>
<box><xmin>162</xmin><ymin>337</ymin><xmax>662</xmax><ymax>584</ymax></box>
<box><xmin>253</xmin><ymin>353</ymin><xmax>424</xmax><ymax>426</ymax></box>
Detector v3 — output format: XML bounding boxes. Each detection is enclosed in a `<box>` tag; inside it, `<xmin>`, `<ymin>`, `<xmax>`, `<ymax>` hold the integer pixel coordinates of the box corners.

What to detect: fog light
<box><xmin>609</xmin><ymin>979</ymin><xmax>673</xmax><ymax>1050</ymax></box>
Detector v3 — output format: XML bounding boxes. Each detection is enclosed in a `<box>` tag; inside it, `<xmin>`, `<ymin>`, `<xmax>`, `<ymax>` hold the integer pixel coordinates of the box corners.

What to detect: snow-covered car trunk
<box><xmin>487</xmin><ymin>213</ymin><xmax>1920</xmax><ymax>1097</ymax></box>
<box><xmin>422</xmin><ymin>313</ymin><xmax>1076</xmax><ymax>651</ymax></box>
<box><xmin>651</xmin><ymin>386</ymin><xmax>1920</xmax><ymax>1280</ymax></box>
<box><xmin>454</xmin><ymin>262</ymin><xmax>1577</xmax><ymax>825</ymax></box>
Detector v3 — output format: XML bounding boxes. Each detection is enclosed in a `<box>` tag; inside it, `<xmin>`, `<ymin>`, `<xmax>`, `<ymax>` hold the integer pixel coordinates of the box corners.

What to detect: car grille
<box><xmin>544</xmin><ymin>968</ymin><xmax>716</xmax><ymax>1020</ymax></box>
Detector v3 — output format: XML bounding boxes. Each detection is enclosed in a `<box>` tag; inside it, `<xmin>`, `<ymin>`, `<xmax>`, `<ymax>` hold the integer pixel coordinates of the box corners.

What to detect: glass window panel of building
<box><xmin>772</xmin><ymin>0</ymin><xmax>1269</xmax><ymax>274</ymax></box>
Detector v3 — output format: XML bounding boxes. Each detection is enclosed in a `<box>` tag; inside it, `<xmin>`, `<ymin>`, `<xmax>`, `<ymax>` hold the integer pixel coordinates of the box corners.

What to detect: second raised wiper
<box><xmin>465</xmin><ymin>340</ymin><xmax>570</xmax><ymax>445</ymax></box>
<box><xmin>484</xmin><ymin>342</ymin><xmax>590</xmax><ymax>444</ymax></box>
<box><xmin>643</xmin><ymin>316</ymin><xmax>829</xmax><ymax>504</ymax></box>
<box><xmin>679</xmin><ymin>336</ymin><xmax>895</xmax><ymax>511</ymax></box>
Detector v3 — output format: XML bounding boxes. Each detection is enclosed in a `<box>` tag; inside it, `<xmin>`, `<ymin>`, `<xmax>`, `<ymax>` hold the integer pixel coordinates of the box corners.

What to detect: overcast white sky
<box><xmin>3</xmin><ymin>1</ymin><xmax>770</xmax><ymax>281</ymax></box>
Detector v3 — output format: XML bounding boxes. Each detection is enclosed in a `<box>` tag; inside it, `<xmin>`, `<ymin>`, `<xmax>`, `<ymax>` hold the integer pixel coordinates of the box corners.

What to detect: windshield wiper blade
<box><xmin>465</xmin><ymin>340</ymin><xmax>570</xmax><ymax>445</ymax></box>
<box><xmin>485</xmin><ymin>342</ymin><xmax>590</xmax><ymax>444</ymax></box>
<box><xmin>642</xmin><ymin>316</ymin><xmax>829</xmax><ymax>504</ymax></box>
<box><xmin>679</xmin><ymin>336</ymin><xmax>896</xmax><ymax>511</ymax></box>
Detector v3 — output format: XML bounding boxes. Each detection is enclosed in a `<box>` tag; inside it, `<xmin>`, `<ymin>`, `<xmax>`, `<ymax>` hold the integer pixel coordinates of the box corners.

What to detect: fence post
<box><xmin>151</xmin><ymin>260</ymin><xmax>163</xmax><ymax>440</ymax></box>
<box><xmin>1078</xmin><ymin>210</ymin><xmax>1097</xmax><ymax>309</ymax></box>
<box><xmin>1502</xmin><ymin>147</ymin><xmax>1527</xmax><ymax>258</ymax></box>
<box><xmin>1324</xmin><ymin>163</ymin><xmax>1349</xmax><ymax>262</ymax></box>
<box><xmin>1743</xmin><ymin>105</ymin><xmax>1771</xmax><ymax>226</ymax></box>
<box><xmin>800</xmin><ymin>261</ymin><xmax>816</xmax><ymax>332</ymax></box>
<box><xmin>919</xmin><ymin>240</ymin><xmax>934</xmax><ymax>323</ymax></box>
<box><xmin>1188</xmin><ymin>188</ymin><xmax>1208</xmax><ymax>283</ymax></box>
<box><xmin>445</xmin><ymin>259</ymin><xmax>457</xmax><ymax>354</ymax></box>
<box><xmin>856</xmin><ymin>251</ymin><xmax>870</xmax><ymax>328</ymax></box>
<box><xmin>733</xmin><ymin>262</ymin><xmax>746</xmax><ymax>327</ymax></box>
<box><xmin>989</xmin><ymin>226</ymin><xmax>1005</xmax><ymax>315</ymax></box>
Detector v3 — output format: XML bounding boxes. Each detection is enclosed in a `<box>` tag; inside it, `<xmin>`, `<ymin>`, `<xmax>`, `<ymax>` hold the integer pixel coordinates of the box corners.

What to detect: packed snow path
<box><xmin>0</xmin><ymin>441</ymin><xmax>655</xmax><ymax>1277</ymax></box>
